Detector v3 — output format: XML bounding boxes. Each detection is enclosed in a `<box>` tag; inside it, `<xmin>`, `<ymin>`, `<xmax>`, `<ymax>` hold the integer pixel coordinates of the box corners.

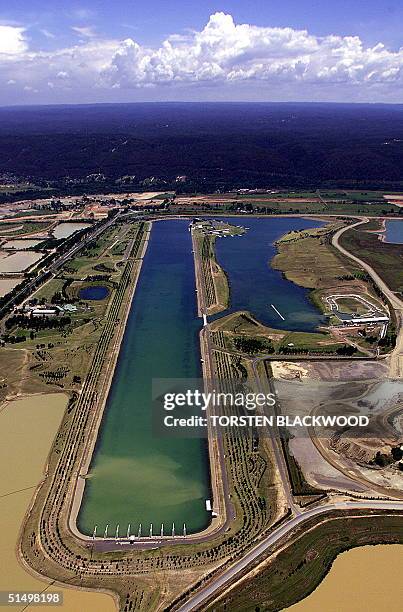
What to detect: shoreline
<box><xmin>68</xmin><ymin>221</ymin><xmax>228</xmax><ymax>544</ymax></box>
<box><xmin>377</xmin><ymin>218</ymin><xmax>403</xmax><ymax>244</ymax></box>
<box><xmin>13</xmin><ymin>213</ymin><xmax>403</xmax><ymax>611</ymax></box>
<box><xmin>16</xmin><ymin>212</ymin><xmax>401</xmax><ymax>548</ymax></box>
<box><xmin>192</xmin><ymin>226</ymin><xmax>229</xmax><ymax>535</ymax></box>
<box><xmin>191</xmin><ymin>226</ymin><xmax>229</xmax><ymax>316</ymax></box>
<box><xmin>372</xmin><ymin>218</ymin><xmax>387</xmax><ymax>242</ymax></box>
<box><xmin>68</xmin><ymin>222</ymin><xmax>152</xmax><ymax>539</ymax></box>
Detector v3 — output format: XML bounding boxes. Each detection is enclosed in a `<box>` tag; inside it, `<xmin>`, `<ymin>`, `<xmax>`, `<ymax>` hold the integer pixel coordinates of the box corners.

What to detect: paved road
<box><xmin>176</xmin><ymin>219</ymin><xmax>403</xmax><ymax>611</ymax></box>
<box><xmin>332</xmin><ymin>219</ymin><xmax>403</xmax><ymax>379</ymax></box>
<box><xmin>177</xmin><ymin>499</ymin><xmax>403</xmax><ymax>612</ymax></box>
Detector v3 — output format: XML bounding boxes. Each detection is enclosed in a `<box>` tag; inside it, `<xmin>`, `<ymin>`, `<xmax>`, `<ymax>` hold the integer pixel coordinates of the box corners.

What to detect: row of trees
<box><xmin>5</xmin><ymin>314</ymin><xmax>71</xmax><ymax>331</ymax></box>
<box><xmin>233</xmin><ymin>335</ymin><xmax>358</xmax><ymax>356</ymax></box>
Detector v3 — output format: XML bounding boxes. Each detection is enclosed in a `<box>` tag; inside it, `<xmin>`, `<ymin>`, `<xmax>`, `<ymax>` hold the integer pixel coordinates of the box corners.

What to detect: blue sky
<box><xmin>0</xmin><ymin>1</ymin><xmax>402</xmax><ymax>104</ymax></box>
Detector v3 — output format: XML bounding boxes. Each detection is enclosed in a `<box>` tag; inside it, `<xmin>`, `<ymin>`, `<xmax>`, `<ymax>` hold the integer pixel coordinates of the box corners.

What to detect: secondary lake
<box><xmin>0</xmin><ymin>251</ymin><xmax>42</xmax><ymax>273</ymax></box>
<box><xmin>53</xmin><ymin>222</ymin><xmax>91</xmax><ymax>239</ymax></box>
<box><xmin>3</xmin><ymin>239</ymin><xmax>43</xmax><ymax>249</ymax></box>
<box><xmin>78</xmin><ymin>217</ymin><xmax>325</xmax><ymax>537</ymax></box>
<box><xmin>214</xmin><ymin>217</ymin><xmax>326</xmax><ymax>330</ymax></box>
<box><xmin>0</xmin><ymin>278</ymin><xmax>20</xmax><ymax>297</ymax></box>
<box><xmin>289</xmin><ymin>545</ymin><xmax>403</xmax><ymax>612</ymax></box>
<box><xmin>79</xmin><ymin>285</ymin><xmax>109</xmax><ymax>300</ymax></box>
<box><xmin>385</xmin><ymin>219</ymin><xmax>403</xmax><ymax>244</ymax></box>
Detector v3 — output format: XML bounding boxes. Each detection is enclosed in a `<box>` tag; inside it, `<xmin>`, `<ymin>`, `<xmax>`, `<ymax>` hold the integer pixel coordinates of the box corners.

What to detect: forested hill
<box><xmin>0</xmin><ymin>102</ymin><xmax>402</xmax><ymax>189</ymax></box>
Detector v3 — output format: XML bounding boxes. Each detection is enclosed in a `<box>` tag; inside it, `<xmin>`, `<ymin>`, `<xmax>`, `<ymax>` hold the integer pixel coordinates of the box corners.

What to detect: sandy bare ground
<box><xmin>0</xmin><ymin>394</ymin><xmax>116</xmax><ymax>612</ymax></box>
<box><xmin>0</xmin><ymin>278</ymin><xmax>21</xmax><ymax>297</ymax></box>
<box><xmin>289</xmin><ymin>545</ymin><xmax>403</xmax><ymax>612</ymax></box>
<box><xmin>384</xmin><ymin>194</ymin><xmax>403</xmax><ymax>207</ymax></box>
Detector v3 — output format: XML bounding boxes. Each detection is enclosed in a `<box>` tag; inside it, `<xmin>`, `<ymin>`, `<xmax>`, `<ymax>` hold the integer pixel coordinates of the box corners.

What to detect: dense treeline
<box><xmin>234</xmin><ymin>336</ymin><xmax>274</xmax><ymax>354</ymax></box>
<box><xmin>0</xmin><ymin>103</ymin><xmax>402</xmax><ymax>190</ymax></box>
<box><xmin>5</xmin><ymin>314</ymin><xmax>71</xmax><ymax>331</ymax></box>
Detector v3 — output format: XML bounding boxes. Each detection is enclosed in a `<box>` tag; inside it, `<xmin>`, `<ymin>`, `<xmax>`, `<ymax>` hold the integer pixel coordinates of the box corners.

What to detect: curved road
<box><xmin>177</xmin><ymin>218</ymin><xmax>403</xmax><ymax>611</ymax></box>
<box><xmin>177</xmin><ymin>499</ymin><xmax>403</xmax><ymax>612</ymax></box>
<box><xmin>332</xmin><ymin>219</ymin><xmax>403</xmax><ymax>379</ymax></box>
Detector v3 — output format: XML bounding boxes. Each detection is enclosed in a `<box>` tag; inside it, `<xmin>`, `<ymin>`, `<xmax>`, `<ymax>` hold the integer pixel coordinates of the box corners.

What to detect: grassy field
<box><xmin>4</xmin><ymin>209</ymin><xmax>59</xmax><ymax>218</ymax></box>
<box><xmin>210</xmin><ymin>311</ymin><xmax>343</xmax><ymax>355</ymax></box>
<box><xmin>0</xmin><ymin>220</ymin><xmax>53</xmax><ymax>236</ymax></box>
<box><xmin>195</xmin><ymin>230</ymin><xmax>229</xmax><ymax>314</ymax></box>
<box><xmin>234</xmin><ymin>190</ymin><xmax>398</xmax><ymax>202</ymax></box>
<box><xmin>172</xmin><ymin>190</ymin><xmax>402</xmax><ymax>216</ymax></box>
<box><xmin>209</xmin><ymin>513</ymin><xmax>403</xmax><ymax>612</ymax></box>
<box><xmin>1</xmin><ymin>221</ymin><xmax>145</xmax><ymax>399</ymax></box>
<box><xmin>336</xmin><ymin>296</ymin><xmax>369</xmax><ymax>315</ymax></box>
<box><xmin>271</xmin><ymin>222</ymin><xmax>388</xmax><ymax>317</ymax></box>
<box><xmin>0</xmin><ymin>349</ymin><xmax>29</xmax><ymax>401</ymax></box>
<box><xmin>339</xmin><ymin>225</ymin><xmax>403</xmax><ymax>294</ymax></box>
<box><xmin>33</xmin><ymin>278</ymin><xmax>66</xmax><ymax>301</ymax></box>
<box><xmin>240</xmin><ymin>201</ymin><xmax>397</xmax><ymax>216</ymax></box>
<box><xmin>272</xmin><ymin>223</ymin><xmax>359</xmax><ymax>291</ymax></box>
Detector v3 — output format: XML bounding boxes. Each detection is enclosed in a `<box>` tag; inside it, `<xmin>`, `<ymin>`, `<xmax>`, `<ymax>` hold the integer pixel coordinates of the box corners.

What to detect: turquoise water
<box><xmin>78</xmin><ymin>217</ymin><xmax>326</xmax><ymax>537</ymax></box>
<box><xmin>214</xmin><ymin>217</ymin><xmax>326</xmax><ymax>330</ymax></box>
<box><xmin>385</xmin><ymin>220</ymin><xmax>403</xmax><ymax>244</ymax></box>
<box><xmin>78</xmin><ymin>220</ymin><xmax>210</xmax><ymax>536</ymax></box>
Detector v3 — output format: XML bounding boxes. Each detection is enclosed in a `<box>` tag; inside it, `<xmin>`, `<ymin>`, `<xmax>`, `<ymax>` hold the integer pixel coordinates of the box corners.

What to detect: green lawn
<box><xmin>339</xmin><ymin>227</ymin><xmax>403</xmax><ymax>293</ymax></box>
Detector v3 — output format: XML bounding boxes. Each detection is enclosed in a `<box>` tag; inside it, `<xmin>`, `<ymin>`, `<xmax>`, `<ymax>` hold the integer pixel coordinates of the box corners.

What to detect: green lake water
<box><xmin>78</xmin><ymin>220</ymin><xmax>210</xmax><ymax>536</ymax></box>
<box><xmin>78</xmin><ymin>217</ymin><xmax>326</xmax><ymax>537</ymax></box>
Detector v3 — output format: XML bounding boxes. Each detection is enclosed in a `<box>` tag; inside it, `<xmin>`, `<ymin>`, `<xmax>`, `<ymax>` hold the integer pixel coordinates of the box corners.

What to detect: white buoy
<box><xmin>104</xmin><ymin>524</ymin><xmax>109</xmax><ymax>539</ymax></box>
<box><xmin>127</xmin><ymin>524</ymin><xmax>131</xmax><ymax>538</ymax></box>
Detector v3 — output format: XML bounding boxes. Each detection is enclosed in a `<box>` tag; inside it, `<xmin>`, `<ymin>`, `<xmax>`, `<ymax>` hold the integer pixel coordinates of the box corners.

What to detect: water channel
<box><xmin>78</xmin><ymin>217</ymin><xmax>325</xmax><ymax>535</ymax></box>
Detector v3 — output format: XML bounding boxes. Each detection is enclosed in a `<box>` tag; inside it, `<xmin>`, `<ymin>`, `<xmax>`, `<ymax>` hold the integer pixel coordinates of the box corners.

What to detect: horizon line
<box><xmin>1</xmin><ymin>100</ymin><xmax>403</xmax><ymax>110</ymax></box>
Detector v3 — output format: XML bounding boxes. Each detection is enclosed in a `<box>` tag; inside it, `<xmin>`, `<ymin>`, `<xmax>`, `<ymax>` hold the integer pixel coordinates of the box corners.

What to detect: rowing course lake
<box><xmin>214</xmin><ymin>217</ymin><xmax>326</xmax><ymax>331</ymax></box>
<box><xmin>78</xmin><ymin>220</ymin><xmax>210</xmax><ymax>536</ymax></box>
<box><xmin>78</xmin><ymin>217</ymin><xmax>326</xmax><ymax>537</ymax></box>
<box><xmin>385</xmin><ymin>219</ymin><xmax>403</xmax><ymax>244</ymax></box>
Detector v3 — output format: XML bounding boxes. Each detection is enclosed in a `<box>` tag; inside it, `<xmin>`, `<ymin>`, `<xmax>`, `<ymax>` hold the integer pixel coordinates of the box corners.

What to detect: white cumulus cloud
<box><xmin>103</xmin><ymin>13</ymin><xmax>403</xmax><ymax>88</ymax></box>
<box><xmin>0</xmin><ymin>25</ymin><xmax>28</xmax><ymax>55</ymax></box>
<box><xmin>1</xmin><ymin>13</ymin><xmax>402</xmax><ymax>102</ymax></box>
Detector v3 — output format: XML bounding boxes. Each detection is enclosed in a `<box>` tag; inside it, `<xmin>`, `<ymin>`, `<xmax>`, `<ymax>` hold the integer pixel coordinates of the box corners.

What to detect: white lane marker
<box><xmin>271</xmin><ymin>304</ymin><xmax>285</xmax><ymax>320</ymax></box>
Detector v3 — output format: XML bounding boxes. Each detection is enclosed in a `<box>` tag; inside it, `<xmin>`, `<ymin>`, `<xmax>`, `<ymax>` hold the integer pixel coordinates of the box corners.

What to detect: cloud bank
<box><xmin>1</xmin><ymin>13</ymin><xmax>402</xmax><ymax>102</ymax></box>
<box><xmin>0</xmin><ymin>25</ymin><xmax>28</xmax><ymax>55</ymax></box>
